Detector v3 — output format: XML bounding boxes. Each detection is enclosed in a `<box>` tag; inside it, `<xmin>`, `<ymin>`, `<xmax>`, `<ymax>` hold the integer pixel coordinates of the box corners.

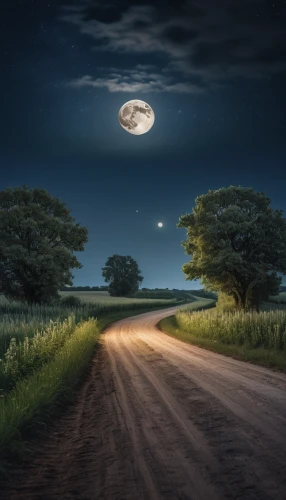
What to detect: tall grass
<box><xmin>0</xmin><ymin>317</ymin><xmax>100</xmax><ymax>466</ymax></box>
<box><xmin>176</xmin><ymin>308</ymin><xmax>286</xmax><ymax>350</ymax></box>
<box><xmin>0</xmin><ymin>315</ymin><xmax>77</xmax><ymax>393</ymax></box>
<box><xmin>0</xmin><ymin>302</ymin><xmax>91</xmax><ymax>358</ymax></box>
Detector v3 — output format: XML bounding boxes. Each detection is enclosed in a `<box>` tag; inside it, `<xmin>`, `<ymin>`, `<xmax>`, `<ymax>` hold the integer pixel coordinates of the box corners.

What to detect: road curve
<box><xmin>3</xmin><ymin>306</ymin><xmax>286</xmax><ymax>500</ymax></box>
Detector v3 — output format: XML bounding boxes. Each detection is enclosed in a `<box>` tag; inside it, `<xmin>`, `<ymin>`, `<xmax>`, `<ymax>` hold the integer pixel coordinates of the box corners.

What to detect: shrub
<box><xmin>216</xmin><ymin>292</ymin><xmax>236</xmax><ymax>312</ymax></box>
<box><xmin>60</xmin><ymin>295</ymin><xmax>82</xmax><ymax>308</ymax></box>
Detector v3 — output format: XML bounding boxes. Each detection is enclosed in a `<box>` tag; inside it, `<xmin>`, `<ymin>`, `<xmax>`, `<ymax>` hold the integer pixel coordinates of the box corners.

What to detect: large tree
<box><xmin>0</xmin><ymin>185</ymin><xmax>88</xmax><ymax>305</ymax></box>
<box><xmin>102</xmin><ymin>255</ymin><xmax>143</xmax><ymax>296</ymax></box>
<box><xmin>178</xmin><ymin>186</ymin><xmax>286</xmax><ymax>311</ymax></box>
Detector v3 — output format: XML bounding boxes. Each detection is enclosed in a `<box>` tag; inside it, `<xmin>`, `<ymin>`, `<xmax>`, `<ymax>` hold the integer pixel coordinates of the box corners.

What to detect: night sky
<box><xmin>1</xmin><ymin>0</ymin><xmax>286</xmax><ymax>289</ymax></box>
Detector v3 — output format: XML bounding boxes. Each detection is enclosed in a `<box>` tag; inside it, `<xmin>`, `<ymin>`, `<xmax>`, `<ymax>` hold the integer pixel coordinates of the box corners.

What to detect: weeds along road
<box><xmin>4</xmin><ymin>306</ymin><xmax>286</xmax><ymax>500</ymax></box>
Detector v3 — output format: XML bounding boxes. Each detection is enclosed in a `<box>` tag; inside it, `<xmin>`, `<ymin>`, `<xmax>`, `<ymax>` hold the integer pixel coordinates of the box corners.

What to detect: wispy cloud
<box><xmin>61</xmin><ymin>0</ymin><xmax>286</xmax><ymax>93</ymax></box>
<box><xmin>68</xmin><ymin>67</ymin><xmax>204</xmax><ymax>93</ymax></box>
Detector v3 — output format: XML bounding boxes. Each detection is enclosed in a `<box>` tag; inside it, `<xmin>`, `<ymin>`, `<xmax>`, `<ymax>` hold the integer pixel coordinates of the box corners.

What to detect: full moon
<box><xmin>158</xmin><ymin>222</ymin><xmax>163</xmax><ymax>227</ymax></box>
<box><xmin>118</xmin><ymin>99</ymin><xmax>155</xmax><ymax>135</ymax></box>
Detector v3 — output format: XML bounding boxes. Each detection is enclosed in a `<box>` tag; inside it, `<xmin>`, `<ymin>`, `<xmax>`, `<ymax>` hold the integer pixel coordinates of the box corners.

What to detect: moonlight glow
<box><xmin>158</xmin><ymin>222</ymin><xmax>163</xmax><ymax>227</ymax></box>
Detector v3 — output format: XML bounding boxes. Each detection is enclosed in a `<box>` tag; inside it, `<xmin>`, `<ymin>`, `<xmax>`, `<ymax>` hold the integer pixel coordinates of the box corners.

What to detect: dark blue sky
<box><xmin>1</xmin><ymin>0</ymin><xmax>286</xmax><ymax>289</ymax></box>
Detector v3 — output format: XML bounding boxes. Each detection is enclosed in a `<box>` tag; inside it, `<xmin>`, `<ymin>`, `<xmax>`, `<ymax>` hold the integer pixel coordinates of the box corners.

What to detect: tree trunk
<box><xmin>245</xmin><ymin>281</ymin><xmax>260</xmax><ymax>312</ymax></box>
<box><xmin>24</xmin><ymin>285</ymin><xmax>40</xmax><ymax>306</ymax></box>
<box><xmin>233</xmin><ymin>289</ymin><xmax>243</xmax><ymax>310</ymax></box>
<box><xmin>234</xmin><ymin>288</ymin><xmax>249</xmax><ymax>311</ymax></box>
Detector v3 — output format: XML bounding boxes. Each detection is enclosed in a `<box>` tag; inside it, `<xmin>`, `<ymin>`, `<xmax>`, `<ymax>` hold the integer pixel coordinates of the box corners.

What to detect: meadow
<box><xmin>0</xmin><ymin>290</ymin><xmax>174</xmax><ymax>306</ymax></box>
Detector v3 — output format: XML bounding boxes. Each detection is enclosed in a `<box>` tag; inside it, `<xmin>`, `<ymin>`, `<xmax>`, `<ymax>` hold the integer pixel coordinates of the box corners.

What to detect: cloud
<box><xmin>68</xmin><ymin>67</ymin><xmax>204</xmax><ymax>93</ymax></box>
<box><xmin>60</xmin><ymin>0</ymin><xmax>286</xmax><ymax>93</ymax></box>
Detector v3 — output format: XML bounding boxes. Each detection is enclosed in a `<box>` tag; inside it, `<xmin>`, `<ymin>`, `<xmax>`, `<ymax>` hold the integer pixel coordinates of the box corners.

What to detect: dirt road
<box><xmin>3</xmin><ymin>306</ymin><xmax>286</xmax><ymax>500</ymax></box>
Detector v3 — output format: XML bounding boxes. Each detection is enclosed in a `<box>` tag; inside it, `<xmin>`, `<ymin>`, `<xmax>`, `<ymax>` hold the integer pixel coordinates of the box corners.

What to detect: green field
<box><xmin>59</xmin><ymin>290</ymin><xmax>174</xmax><ymax>305</ymax></box>
<box><xmin>269</xmin><ymin>292</ymin><xmax>286</xmax><ymax>304</ymax></box>
<box><xmin>179</xmin><ymin>296</ymin><xmax>216</xmax><ymax>311</ymax></box>
<box><xmin>0</xmin><ymin>291</ymin><xmax>174</xmax><ymax>306</ymax></box>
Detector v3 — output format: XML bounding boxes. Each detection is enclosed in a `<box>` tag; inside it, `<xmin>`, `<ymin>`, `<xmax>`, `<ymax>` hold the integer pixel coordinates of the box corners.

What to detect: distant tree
<box><xmin>0</xmin><ymin>185</ymin><xmax>88</xmax><ymax>305</ymax></box>
<box><xmin>102</xmin><ymin>254</ymin><xmax>143</xmax><ymax>296</ymax></box>
<box><xmin>178</xmin><ymin>186</ymin><xmax>286</xmax><ymax>311</ymax></box>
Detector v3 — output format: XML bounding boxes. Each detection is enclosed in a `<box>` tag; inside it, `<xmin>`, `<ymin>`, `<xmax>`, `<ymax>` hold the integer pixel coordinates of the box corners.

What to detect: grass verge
<box><xmin>0</xmin><ymin>317</ymin><xmax>99</xmax><ymax>472</ymax></box>
<box><xmin>159</xmin><ymin>315</ymin><xmax>286</xmax><ymax>372</ymax></box>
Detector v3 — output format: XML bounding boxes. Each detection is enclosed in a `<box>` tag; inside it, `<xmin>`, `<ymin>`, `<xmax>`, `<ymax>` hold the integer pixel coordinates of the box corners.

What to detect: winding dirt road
<box><xmin>3</xmin><ymin>306</ymin><xmax>286</xmax><ymax>500</ymax></box>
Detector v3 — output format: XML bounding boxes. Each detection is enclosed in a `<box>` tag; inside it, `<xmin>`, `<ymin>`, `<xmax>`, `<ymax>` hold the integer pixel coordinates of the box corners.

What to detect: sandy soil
<box><xmin>2</xmin><ymin>306</ymin><xmax>286</xmax><ymax>500</ymax></box>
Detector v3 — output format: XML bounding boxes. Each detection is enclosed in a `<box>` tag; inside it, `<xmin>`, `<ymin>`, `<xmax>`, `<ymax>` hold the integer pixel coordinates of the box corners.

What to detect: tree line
<box><xmin>1</xmin><ymin>185</ymin><xmax>286</xmax><ymax>311</ymax></box>
<box><xmin>59</xmin><ymin>286</ymin><xmax>109</xmax><ymax>291</ymax></box>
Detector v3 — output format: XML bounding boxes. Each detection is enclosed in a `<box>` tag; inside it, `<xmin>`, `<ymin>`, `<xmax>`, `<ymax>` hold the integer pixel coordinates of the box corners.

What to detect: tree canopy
<box><xmin>178</xmin><ymin>186</ymin><xmax>286</xmax><ymax>311</ymax></box>
<box><xmin>102</xmin><ymin>254</ymin><xmax>143</xmax><ymax>296</ymax></box>
<box><xmin>0</xmin><ymin>185</ymin><xmax>88</xmax><ymax>304</ymax></box>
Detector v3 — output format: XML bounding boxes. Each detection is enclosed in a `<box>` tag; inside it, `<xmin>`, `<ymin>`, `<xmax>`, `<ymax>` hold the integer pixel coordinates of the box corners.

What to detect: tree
<box><xmin>178</xmin><ymin>186</ymin><xmax>286</xmax><ymax>311</ymax></box>
<box><xmin>0</xmin><ymin>185</ymin><xmax>88</xmax><ymax>305</ymax></box>
<box><xmin>102</xmin><ymin>255</ymin><xmax>143</xmax><ymax>296</ymax></box>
